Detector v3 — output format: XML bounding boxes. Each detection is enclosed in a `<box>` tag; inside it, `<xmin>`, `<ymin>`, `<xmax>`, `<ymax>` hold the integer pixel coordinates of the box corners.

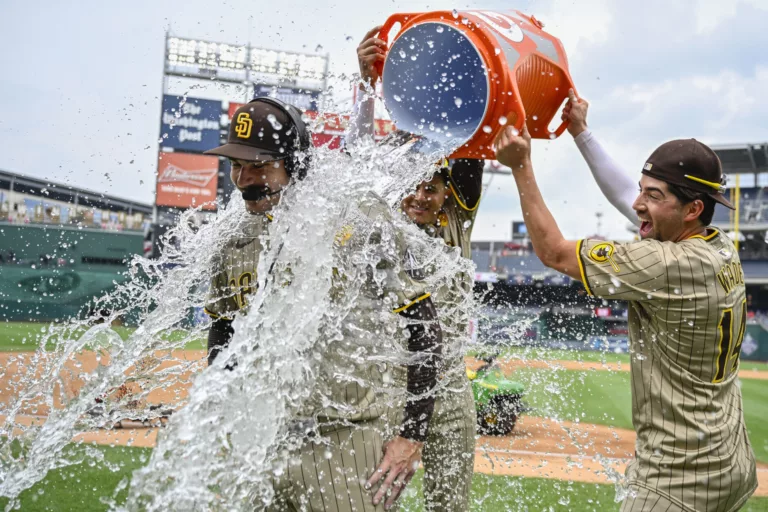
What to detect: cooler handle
<box><xmin>547</xmin><ymin>85</ymin><xmax>579</xmax><ymax>138</ymax></box>
<box><xmin>374</xmin><ymin>13</ymin><xmax>420</xmax><ymax>76</ymax></box>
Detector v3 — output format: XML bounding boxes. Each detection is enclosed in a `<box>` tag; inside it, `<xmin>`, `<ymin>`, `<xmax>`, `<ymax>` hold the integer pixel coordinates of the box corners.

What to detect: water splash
<box><xmin>0</xmin><ymin>131</ymin><xmax>476</xmax><ymax>511</ymax></box>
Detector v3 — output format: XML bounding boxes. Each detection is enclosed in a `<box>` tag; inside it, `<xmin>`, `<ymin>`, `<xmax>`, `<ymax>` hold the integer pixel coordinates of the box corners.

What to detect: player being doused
<box><xmin>350</xmin><ymin>25</ymin><xmax>485</xmax><ymax>512</ymax></box>
<box><xmin>202</xmin><ymin>97</ymin><xmax>445</xmax><ymax>511</ymax></box>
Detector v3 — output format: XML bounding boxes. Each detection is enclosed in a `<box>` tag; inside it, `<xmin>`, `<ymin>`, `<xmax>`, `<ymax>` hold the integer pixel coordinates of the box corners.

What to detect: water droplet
<box><xmin>549</xmin><ymin>133</ymin><xmax>557</xmax><ymax>139</ymax></box>
<box><xmin>393</xmin><ymin>94</ymin><xmax>402</xmax><ymax>102</ymax></box>
<box><xmin>426</xmin><ymin>40</ymin><xmax>434</xmax><ymax>49</ymax></box>
<box><xmin>315</xmin><ymin>44</ymin><xmax>323</xmax><ymax>52</ymax></box>
<box><xmin>494</xmin><ymin>48</ymin><xmax>501</xmax><ymax>56</ymax></box>
<box><xmin>463</xmin><ymin>220</ymin><xmax>472</xmax><ymax>229</ymax></box>
<box><xmin>532</xmin><ymin>115</ymin><xmax>538</xmax><ymax>121</ymax></box>
<box><xmin>399</xmin><ymin>50</ymin><xmax>406</xmax><ymax>59</ymax></box>
<box><xmin>498</xmin><ymin>116</ymin><xmax>507</xmax><ymax>125</ymax></box>
<box><xmin>454</xmin><ymin>97</ymin><xmax>463</xmax><ymax>108</ymax></box>
<box><xmin>440</xmin><ymin>112</ymin><xmax>447</xmax><ymax>118</ymax></box>
<box><xmin>409</xmin><ymin>43</ymin><xmax>415</xmax><ymax>50</ymax></box>
<box><xmin>436</xmin><ymin>25</ymin><xmax>444</xmax><ymax>33</ymax></box>
<box><xmin>482</xmin><ymin>125</ymin><xmax>492</xmax><ymax>134</ymax></box>
<box><xmin>452</xmin><ymin>9</ymin><xmax>459</xmax><ymax>18</ymax></box>
<box><xmin>267</xmin><ymin>114</ymin><xmax>282</xmax><ymax>130</ymax></box>
<box><xmin>410</xmin><ymin>55</ymin><xmax>417</xmax><ymax>61</ymax></box>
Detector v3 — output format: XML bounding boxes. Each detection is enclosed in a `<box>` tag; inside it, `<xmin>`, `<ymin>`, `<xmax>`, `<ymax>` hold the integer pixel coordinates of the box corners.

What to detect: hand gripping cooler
<box><xmin>378</xmin><ymin>10</ymin><xmax>577</xmax><ymax>159</ymax></box>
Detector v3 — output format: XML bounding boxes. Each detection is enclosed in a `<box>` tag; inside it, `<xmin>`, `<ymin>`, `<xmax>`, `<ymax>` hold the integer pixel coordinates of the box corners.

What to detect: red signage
<box><xmin>156</xmin><ymin>152</ymin><xmax>219</xmax><ymax>210</ymax></box>
<box><xmin>227</xmin><ymin>103</ymin><xmax>395</xmax><ymax>148</ymax></box>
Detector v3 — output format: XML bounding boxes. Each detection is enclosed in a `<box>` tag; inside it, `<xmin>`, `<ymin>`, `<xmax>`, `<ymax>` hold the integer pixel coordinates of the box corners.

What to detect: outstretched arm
<box><xmin>347</xmin><ymin>26</ymin><xmax>386</xmax><ymax>146</ymax></box>
<box><xmin>495</xmin><ymin>124</ymin><xmax>582</xmax><ymax>280</ymax></box>
<box><xmin>562</xmin><ymin>90</ymin><xmax>639</xmax><ymax>226</ymax></box>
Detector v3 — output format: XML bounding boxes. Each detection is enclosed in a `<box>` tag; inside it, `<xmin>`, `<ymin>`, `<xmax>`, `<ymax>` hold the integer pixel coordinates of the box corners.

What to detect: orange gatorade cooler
<box><xmin>378</xmin><ymin>10</ymin><xmax>577</xmax><ymax>159</ymax></box>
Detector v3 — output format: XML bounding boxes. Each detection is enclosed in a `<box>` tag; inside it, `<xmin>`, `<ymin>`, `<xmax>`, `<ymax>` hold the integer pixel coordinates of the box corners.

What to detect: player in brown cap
<box><xmin>204</xmin><ymin>97</ymin><xmax>444</xmax><ymax>511</ymax></box>
<box><xmin>351</xmin><ymin>27</ymin><xmax>483</xmax><ymax>511</ymax></box>
<box><xmin>494</xmin><ymin>112</ymin><xmax>757</xmax><ymax>512</ymax></box>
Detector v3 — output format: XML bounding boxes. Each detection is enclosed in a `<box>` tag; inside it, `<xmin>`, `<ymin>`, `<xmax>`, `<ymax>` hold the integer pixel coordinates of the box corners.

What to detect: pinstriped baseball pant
<box><xmin>620</xmin><ymin>486</ymin><xmax>684</xmax><ymax>512</ymax></box>
<box><xmin>267</xmin><ymin>420</ymin><xmax>386</xmax><ymax>512</ymax></box>
<box><xmin>386</xmin><ymin>378</ymin><xmax>477</xmax><ymax>512</ymax></box>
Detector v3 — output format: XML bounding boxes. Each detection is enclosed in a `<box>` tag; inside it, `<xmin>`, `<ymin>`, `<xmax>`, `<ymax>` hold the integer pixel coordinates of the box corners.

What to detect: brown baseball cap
<box><xmin>641</xmin><ymin>139</ymin><xmax>734</xmax><ymax>210</ymax></box>
<box><xmin>204</xmin><ymin>100</ymin><xmax>296</xmax><ymax>162</ymax></box>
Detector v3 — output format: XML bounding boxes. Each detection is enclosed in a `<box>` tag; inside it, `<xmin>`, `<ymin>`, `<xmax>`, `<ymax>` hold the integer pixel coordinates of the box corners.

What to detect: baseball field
<box><xmin>1</xmin><ymin>322</ymin><xmax>767</xmax><ymax>511</ymax></box>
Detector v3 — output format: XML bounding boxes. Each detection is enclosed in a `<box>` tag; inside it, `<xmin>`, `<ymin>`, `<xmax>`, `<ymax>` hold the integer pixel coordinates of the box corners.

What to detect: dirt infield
<box><xmin>3</xmin><ymin>412</ymin><xmax>766</xmax><ymax>497</ymax></box>
<box><xmin>1</xmin><ymin>349</ymin><xmax>767</xmax><ymax>498</ymax></box>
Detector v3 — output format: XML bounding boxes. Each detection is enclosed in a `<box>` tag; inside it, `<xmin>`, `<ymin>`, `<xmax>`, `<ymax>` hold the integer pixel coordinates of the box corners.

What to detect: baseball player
<box><xmin>203</xmin><ymin>97</ymin><xmax>444</xmax><ymax>511</ymax></box>
<box><xmin>495</xmin><ymin>115</ymin><xmax>758</xmax><ymax>511</ymax></box>
<box><xmin>352</xmin><ymin>27</ymin><xmax>482</xmax><ymax>512</ymax></box>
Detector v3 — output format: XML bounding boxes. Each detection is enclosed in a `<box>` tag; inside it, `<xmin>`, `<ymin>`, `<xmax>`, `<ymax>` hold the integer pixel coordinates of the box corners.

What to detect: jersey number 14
<box><xmin>713</xmin><ymin>298</ymin><xmax>747</xmax><ymax>383</ymax></box>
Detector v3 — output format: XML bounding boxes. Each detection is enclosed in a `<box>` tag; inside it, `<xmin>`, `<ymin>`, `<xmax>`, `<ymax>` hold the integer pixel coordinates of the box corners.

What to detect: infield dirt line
<box><xmin>3</xmin><ymin>413</ymin><xmax>767</xmax><ymax>497</ymax></box>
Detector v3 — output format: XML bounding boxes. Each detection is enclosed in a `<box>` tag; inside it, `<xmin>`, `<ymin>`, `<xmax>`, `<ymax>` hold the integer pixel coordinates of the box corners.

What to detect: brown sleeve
<box><xmin>397</xmin><ymin>296</ymin><xmax>442</xmax><ymax>442</ymax></box>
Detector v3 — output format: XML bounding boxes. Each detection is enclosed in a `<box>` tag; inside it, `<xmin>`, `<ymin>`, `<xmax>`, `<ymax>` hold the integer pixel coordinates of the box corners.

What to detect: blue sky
<box><xmin>1</xmin><ymin>0</ymin><xmax>766</xmax><ymax>240</ymax></box>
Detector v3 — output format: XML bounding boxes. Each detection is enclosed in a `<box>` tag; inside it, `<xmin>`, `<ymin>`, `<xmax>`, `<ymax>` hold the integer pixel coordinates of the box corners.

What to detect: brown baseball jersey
<box><xmin>577</xmin><ymin>228</ymin><xmax>757</xmax><ymax>512</ymax></box>
<box><xmin>205</xmin><ymin>195</ymin><xmax>430</xmax><ymax>425</ymax></box>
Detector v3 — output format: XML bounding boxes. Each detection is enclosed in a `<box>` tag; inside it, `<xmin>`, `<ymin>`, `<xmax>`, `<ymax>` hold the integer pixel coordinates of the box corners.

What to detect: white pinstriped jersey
<box><xmin>578</xmin><ymin>228</ymin><xmax>757</xmax><ymax>511</ymax></box>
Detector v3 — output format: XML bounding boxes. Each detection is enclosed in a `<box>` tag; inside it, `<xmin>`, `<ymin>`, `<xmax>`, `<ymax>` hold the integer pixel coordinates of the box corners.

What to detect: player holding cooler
<box><xmin>203</xmin><ymin>97</ymin><xmax>444</xmax><ymax>511</ymax></box>
<box><xmin>495</xmin><ymin>109</ymin><xmax>757</xmax><ymax>511</ymax></box>
<box><xmin>351</xmin><ymin>27</ymin><xmax>483</xmax><ymax>512</ymax></box>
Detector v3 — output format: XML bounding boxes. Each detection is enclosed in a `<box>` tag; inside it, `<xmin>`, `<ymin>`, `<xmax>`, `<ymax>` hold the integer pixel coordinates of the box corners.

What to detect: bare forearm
<box><xmin>512</xmin><ymin>165</ymin><xmax>579</xmax><ymax>278</ymax></box>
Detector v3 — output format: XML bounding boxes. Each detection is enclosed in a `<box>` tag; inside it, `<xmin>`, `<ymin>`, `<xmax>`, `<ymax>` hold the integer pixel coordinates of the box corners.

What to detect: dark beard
<box><xmin>241</xmin><ymin>185</ymin><xmax>281</xmax><ymax>201</ymax></box>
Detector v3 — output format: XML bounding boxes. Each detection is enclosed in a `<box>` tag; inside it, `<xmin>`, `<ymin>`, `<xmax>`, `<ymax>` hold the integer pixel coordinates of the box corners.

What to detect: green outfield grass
<box><xmin>511</xmin><ymin>366</ymin><xmax>768</xmax><ymax>464</ymax></box>
<box><xmin>484</xmin><ymin>345</ymin><xmax>768</xmax><ymax>372</ymax></box>
<box><xmin>0</xmin><ymin>321</ymin><xmax>205</xmax><ymax>352</ymax></box>
<box><xmin>1</xmin><ymin>446</ymin><xmax>765</xmax><ymax>512</ymax></box>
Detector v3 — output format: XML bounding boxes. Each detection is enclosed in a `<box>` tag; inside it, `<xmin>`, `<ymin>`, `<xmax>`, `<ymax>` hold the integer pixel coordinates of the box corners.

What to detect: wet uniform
<box><xmin>577</xmin><ymin>229</ymin><xmax>758</xmax><ymax>512</ymax></box>
<box><xmin>388</xmin><ymin>160</ymin><xmax>483</xmax><ymax>512</ymax></box>
<box><xmin>205</xmin><ymin>195</ymin><xmax>439</xmax><ymax>512</ymax></box>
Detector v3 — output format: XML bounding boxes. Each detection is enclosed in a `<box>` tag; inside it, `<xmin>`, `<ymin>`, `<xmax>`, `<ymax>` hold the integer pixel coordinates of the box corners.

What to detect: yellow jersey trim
<box><xmin>687</xmin><ymin>228</ymin><xmax>719</xmax><ymax>241</ymax></box>
<box><xmin>576</xmin><ymin>240</ymin><xmax>593</xmax><ymax>296</ymax></box>
<box><xmin>392</xmin><ymin>292</ymin><xmax>432</xmax><ymax>314</ymax></box>
<box><xmin>447</xmin><ymin>167</ymin><xmax>481</xmax><ymax>212</ymax></box>
<box><xmin>203</xmin><ymin>307</ymin><xmax>234</xmax><ymax>321</ymax></box>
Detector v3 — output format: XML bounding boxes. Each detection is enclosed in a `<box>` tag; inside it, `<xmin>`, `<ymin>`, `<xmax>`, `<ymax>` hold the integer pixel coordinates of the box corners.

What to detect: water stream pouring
<box><xmin>378</xmin><ymin>10</ymin><xmax>578</xmax><ymax>159</ymax></box>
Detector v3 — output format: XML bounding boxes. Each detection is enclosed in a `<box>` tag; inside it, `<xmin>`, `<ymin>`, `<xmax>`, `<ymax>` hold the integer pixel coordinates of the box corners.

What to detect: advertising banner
<box><xmin>227</xmin><ymin>103</ymin><xmax>395</xmax><ymax>150</ymax></box>
<box><xmin>253</xmin><ymin>85</ymin><xmax>320</xmax><ymax>111</ymax></box>
<box><xmin>160</xmin><ymin>95</ymin><xmax>222</xmax><ymax>152</ymax></box>
<box><xmin>156</xmin><ymin>152</ymin><xmax>219</xmax><ymax>210</ymax></box>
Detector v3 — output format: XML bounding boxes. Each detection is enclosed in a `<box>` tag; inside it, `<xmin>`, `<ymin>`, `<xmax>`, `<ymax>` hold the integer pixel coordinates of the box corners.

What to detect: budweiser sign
<box><xmin>158</xmin><ymin>164</ymin><xmax>218</xmax><ymax>187</ymax></box>
<box><xmin>156</xmin><ymin>152</ymin><xmax>220</xmax><ymax>211</ymax></box>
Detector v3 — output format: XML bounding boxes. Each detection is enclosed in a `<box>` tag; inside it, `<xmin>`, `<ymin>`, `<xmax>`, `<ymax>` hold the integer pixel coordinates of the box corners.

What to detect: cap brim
<box><xmin>204</xmin><ymin>142</ymin><xmax>282</xmax><ymax>162</ymax></box>
<box><xmin>711</xmin><ymin>192</ymin><xmax>735</xmax><ymax>210</ymax></box>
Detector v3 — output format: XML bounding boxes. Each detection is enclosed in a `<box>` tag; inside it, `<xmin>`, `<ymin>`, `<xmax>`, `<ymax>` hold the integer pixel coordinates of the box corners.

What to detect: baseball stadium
<box><xmin>1</xmin><ymin>4</ymin><xmax>768</xmax><ymax>512</ymax></box>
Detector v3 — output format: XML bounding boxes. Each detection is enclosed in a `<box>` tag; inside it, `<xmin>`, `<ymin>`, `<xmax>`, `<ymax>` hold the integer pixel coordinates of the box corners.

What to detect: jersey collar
<box><xmin>687</xmin><ymin>228</ymin><xmax>719</xmax><ymax>242</ymax></box>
